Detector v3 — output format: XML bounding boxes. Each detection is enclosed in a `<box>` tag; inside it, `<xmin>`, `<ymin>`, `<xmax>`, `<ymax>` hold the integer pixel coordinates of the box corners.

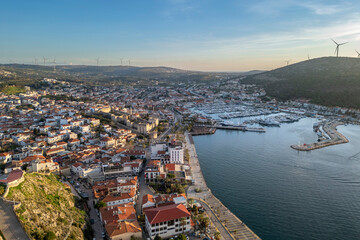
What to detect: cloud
<box><xmin>298</xmin><ymin>2</ymin><xmax>346</xmax><ymax>15</ymax></box>
<box><xmin>247</xmin><ymin>0</ymin><xmax>348</xmax><ymax>16</ymax></box>
<box><xmin>161</xmin><ymin>0</ymin><xmax>199</xmax><ymax>18</ymax></box>
<box><xmin>155</xmin><ymin>13</ymin><xmax>360</xmax><ymax>58</ymax></box>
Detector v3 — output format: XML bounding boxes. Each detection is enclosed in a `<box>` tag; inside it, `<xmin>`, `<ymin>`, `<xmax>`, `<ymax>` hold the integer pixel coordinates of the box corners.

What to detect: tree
<box><xmin>130</xmin><ymin>235</ymin><xmax>142</xmax><ymax>240</ymax></box>
<box><xmin>44</xmin><ymin>231</ymin><xmax>56</xmax><ymax>240</ymax></box>
<box><xmin>179</xmin><ymin>217</ymin><xmax>187</xmax><ymax>234</ymax></box>
<box><xmin>176</xmin><ymin>234</ymin><xmax>187</xmax><ymax>240</ymax></box>
<box><xmin>175</xmin><ymin>184</ymin><xmax>185</xmax><ymax>194</ymax></box>
<box><xmin>0</xmin><ymin>184</ymin><xmax>5</xmax><ymax>196</ymax></box>
<box><xmin>214</xmin><ymin>232</ymin><xmax>221</xmax><ymax>240</ymax></box>
<box><xmin>154</xmin><ymin>235</ymin><xmax>162</xmax><ymax>240</ymax></box>
<box><xmin>95</xmin><ymin>201</ymin><xmax>106</xmax><ymax>209</ymax></box>
<box><xmin>199</xmin><ymin>216</ymin><xmax>210</xmax><ymax>233</ymax></box>
<box><xmin>21</xmin><ymin>163</ymin><xmax>28</xmax><ymax>171</ymax></box>
<box><xmin>192</xmin><ymin>205</ymin><xmax>198</xmax><ymax>215</ymax></box>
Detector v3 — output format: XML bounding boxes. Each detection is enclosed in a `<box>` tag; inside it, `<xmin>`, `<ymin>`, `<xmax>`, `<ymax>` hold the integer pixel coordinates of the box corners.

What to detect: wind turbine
<box><xmin>34</xmin><ymin>57</ymin><xmax>38</xmax><ymax>65</ymax></box>
<box><xmin>355</xmin><ymin>49</ymin><xmax>360</xmax><ymax>58</ymax></box>
<box><xmin>96</xmin><ymin>57</ymin><xmax>100</xmax><ymax>66</ymax></box>
<box><xmin>308</xmin><ymin>54</ymin><xmax>310</xmax><ymax>60</ymax></box>
<box><xmin>53</xmin><ymin>57</ymin><xmax>56</xmax><ymax>71</ymax></box>
<box><xmin>43</xmin><ymin>56</ymin><xmax>49</xmax><ymax>65</ymax></box>
<box><xmin>285</xmin><ymin>60</ymin><xmax>291</xmax><ymax>66</ymax></box>
<box><xmin>128</xmin><ymin>58</ymin><xmax>131</xmax><ymax>65</ymax></box>
<box><xmin>331</xmin><ymin>39</ymin><xmax>347</xmax><ymax>57</ymax></box>
<box><xmin>120</xmin><ymin>58</ymin><xmax>123</xmax><ymax>65</ymax></box>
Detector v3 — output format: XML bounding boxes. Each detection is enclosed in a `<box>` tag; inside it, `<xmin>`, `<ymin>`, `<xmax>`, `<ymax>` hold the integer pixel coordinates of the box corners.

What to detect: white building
<box><xmin>144</xmin><ymin>204</ymin><xmax>191</xmax><ymax>239</ymax></box>
<box><xmin>169</xmin><ymin>146</ymin><xmax>184</xmax><ymax>164</ymax></box>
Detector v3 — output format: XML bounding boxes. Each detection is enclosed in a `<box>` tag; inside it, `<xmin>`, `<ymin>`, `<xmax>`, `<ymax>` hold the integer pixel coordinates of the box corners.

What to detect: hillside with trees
<box><xmin>0</xmin><ymin>64</ymin><xmax>224</xmax><ymax>87</ymax></box>
<box><xmin>242</xmin><ymin>57</ymin><xmax>360</xmax><ymax>109</ymax></box>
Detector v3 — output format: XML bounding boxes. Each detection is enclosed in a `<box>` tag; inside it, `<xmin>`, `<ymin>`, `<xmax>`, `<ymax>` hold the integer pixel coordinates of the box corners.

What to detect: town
<box><xmin>1</xmin><ymin>77</ymin><xmax>360</xmax><ymax>240</ymax></box>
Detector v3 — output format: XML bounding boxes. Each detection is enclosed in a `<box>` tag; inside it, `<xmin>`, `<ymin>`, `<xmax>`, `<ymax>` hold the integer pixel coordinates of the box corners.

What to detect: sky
<box><xmin>1</xmin><ymin>0</ymin><xmax>360</xmax><ymax>71</ymax></box>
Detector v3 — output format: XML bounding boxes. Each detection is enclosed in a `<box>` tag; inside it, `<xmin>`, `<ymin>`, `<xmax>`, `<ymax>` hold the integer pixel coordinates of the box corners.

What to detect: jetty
<box><xmin>194</xmin><ymin>124</ymin><xmax>266</xmax><ymax>133</ymax></box>
<box><xmin>185</xmin><ymin>132</ymin><xmax>261</xmax><ymax>240</ymax></box>
<box><xmin>216</xmin><ymin>125</ymin><xmax>266</xmax><ymax>132</ymax></box>
<box><xmin>291</xmin><ymin>121</ymin><xmax>349</xmax><ymax>151</ymax></box>
<box><xmin>191</xmin><ymin>126</ymin><xmax>217</xmax><ymax>136</ymax></box>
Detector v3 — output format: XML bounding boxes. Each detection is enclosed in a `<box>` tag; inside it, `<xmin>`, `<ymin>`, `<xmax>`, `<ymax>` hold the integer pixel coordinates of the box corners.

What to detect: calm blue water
<box><xmin>193</xmin><ymin>118</ymin><xmax>360</xmax><ymax>240</ymax></box>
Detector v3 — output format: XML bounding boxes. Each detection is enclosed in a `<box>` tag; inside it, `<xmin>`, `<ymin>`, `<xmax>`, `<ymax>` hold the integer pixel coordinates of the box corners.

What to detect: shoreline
<box><xmin>185</xmin><ymin>132</ymin><xmax>261</xmax><ymax>240</ymax></box>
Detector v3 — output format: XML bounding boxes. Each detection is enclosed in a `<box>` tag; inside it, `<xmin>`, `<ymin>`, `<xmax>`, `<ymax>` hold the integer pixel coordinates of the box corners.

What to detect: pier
<box><xmin>191</xmin><ymin>126</ymin><xmax>217</xmax><ymax>136</ymax></box>
<box><xmin>216</xmin><ymin>125</ymin><xmax>266</xmax><ymax>133</ymax></box>
<box><xmin>194</xmin><ymin>124</ymin><xmax>266</xmax><ymax>133</ymax></box>
<box><xmin>185</xmin><ymin>132</ymin><xmax>261</xmax><ymax>240</ymax></box>
<box><xmin>291</xmin><ymin>121</ymin><xmax>349</xmax><ymax>151</ymax></box>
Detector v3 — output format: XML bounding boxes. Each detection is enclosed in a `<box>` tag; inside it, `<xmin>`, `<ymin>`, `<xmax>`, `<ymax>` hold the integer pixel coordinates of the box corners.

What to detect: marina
<box><xmin>193</xmin><ymin>120</ymin><xmax>360</xmax><ymax>240</ymax></box>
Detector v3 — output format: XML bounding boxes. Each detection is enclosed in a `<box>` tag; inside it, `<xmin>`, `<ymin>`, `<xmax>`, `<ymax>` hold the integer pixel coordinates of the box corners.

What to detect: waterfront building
<box><xmin>144</xmin><ymin>204</ymin><xmax>191</xmax><ymax>239</ymax></box>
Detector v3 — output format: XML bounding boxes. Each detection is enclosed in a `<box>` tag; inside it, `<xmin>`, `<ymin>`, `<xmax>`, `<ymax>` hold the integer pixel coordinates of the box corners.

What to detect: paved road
<box><xmin>196</xmin><ymin>198</ymin><xmax>233</xmax><ymax>240</ymax></box>
<box><xmin>0</xmin><ymin>198</ymin><xmax>29</xmax><ymax>240</ymax></box>
<box><xmin>65</xmin><ymin>179</ymin><xmax>104</xmax><ymax>240</ymax></box>
<box><xmin>135</xmin><ymin>168</ymin><xmax>154</xmax><ymax>216</ymax></box>
<box><xmin>79</xmin><ymin>182</ymin><xmax>104</xmax><ymax>240</ymax></box>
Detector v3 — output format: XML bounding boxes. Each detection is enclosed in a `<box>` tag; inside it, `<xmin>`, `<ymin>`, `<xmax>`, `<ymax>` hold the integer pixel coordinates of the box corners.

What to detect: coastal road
<box><xmin>195</xmin><ymin>198</ymin><xmax>233</xmax><ymax>240</ymax></box>
<box><xmin>0</xmin><ymin>198</ymin><xmax>30</xmax><ymax>240</ymax></box>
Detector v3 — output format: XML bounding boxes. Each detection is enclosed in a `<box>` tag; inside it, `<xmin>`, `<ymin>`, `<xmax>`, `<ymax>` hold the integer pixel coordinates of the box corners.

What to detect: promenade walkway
<box><xmin>0</xmin><ymin>198</ymin><xmax>29</xmax><ymax>240</ymax></box>
<box><xmin>185</xmin><ymin>132</ymin><xmax>260</xmax><ymax>240</ymax></box>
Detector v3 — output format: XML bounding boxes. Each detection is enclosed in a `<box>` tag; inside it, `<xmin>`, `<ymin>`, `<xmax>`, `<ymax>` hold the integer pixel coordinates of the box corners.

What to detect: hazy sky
<box><xmin>1</xmin><ymin>0</ymin><xmax>360</xmax><ymax>71</ymax></box>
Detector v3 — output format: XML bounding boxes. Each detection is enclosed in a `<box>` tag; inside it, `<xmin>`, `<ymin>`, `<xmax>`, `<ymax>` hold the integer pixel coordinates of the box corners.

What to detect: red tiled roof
<box><xmin>144</xmin><ymin>204</ymin><xmax>190</xmax><ymax>224</ymax></box>
<box><xmin>20</xmin><ymin>155</ymin><xmax>45</xmax><ymax>163</ymax></box>
<box><xmin>100</xmin><ymin>203</ymin><xmax>136</xmax><ymax>223</ymax></box>
<box><xmin>105</xmin><ymin>221</ymin><xmax>141</xmax><ymax>237</ymax></box>
<box><xmin>0</xmin><ymin>169</ymin><xmax>23</xmax><ymax>184</ymax></box>
<box><xmin>142</xmin><ymin>194</ymin><xmax>154</xmax><ymax>205</ymax></box>
<box><xmin>103</xmin><ymin>191</ymin><xmax>134</xmax><ymax>203</ymax></box>
<box><xmin>165</xmin><ymin>163</ymin><xmax>176</xmax><ymax>172</ymax></box>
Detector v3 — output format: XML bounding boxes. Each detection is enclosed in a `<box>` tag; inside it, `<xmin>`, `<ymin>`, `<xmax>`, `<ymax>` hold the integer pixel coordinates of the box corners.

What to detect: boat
<box><xmin>259</xmin><ymin>119</ymin><xmax>280</xmax><ymax>127</ymax></box>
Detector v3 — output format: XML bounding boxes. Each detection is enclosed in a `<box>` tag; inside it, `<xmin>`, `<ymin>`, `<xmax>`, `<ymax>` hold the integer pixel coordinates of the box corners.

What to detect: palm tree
<box><xmin>179</xmin><ymin>217</ymin><xmax>187</xmax><ymax>233</ymax></box>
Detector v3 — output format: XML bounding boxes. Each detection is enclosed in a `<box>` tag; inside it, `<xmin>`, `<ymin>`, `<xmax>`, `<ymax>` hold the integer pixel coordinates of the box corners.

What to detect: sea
<box><xmin>193</xmin><ymin>117</ymin><xmax>360</xmax><ymax>240</ymax></box>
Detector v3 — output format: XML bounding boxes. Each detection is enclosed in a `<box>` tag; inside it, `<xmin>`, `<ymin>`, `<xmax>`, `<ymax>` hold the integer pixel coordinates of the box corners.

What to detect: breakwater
<box><xmin>291</xmin><ymin>121</ymin><xmax>348</xmax><ymax>151</ymax></box>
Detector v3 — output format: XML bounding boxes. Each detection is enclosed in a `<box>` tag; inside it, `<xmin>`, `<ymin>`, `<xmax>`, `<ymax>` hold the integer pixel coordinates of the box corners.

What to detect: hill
<box><xmin>0</xmin><ymin>64</ymin><xmax>222</xmax><ymax>87</ymax></box>
<box><xmin>5</xmin><ymin>173</ymin><xmax>89</xmax><ymax>240</ymax></box>
<box><xmin>242</xmin><ymin>57</ymin><xmax>360</xmax><ymax>109</ymax></box>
